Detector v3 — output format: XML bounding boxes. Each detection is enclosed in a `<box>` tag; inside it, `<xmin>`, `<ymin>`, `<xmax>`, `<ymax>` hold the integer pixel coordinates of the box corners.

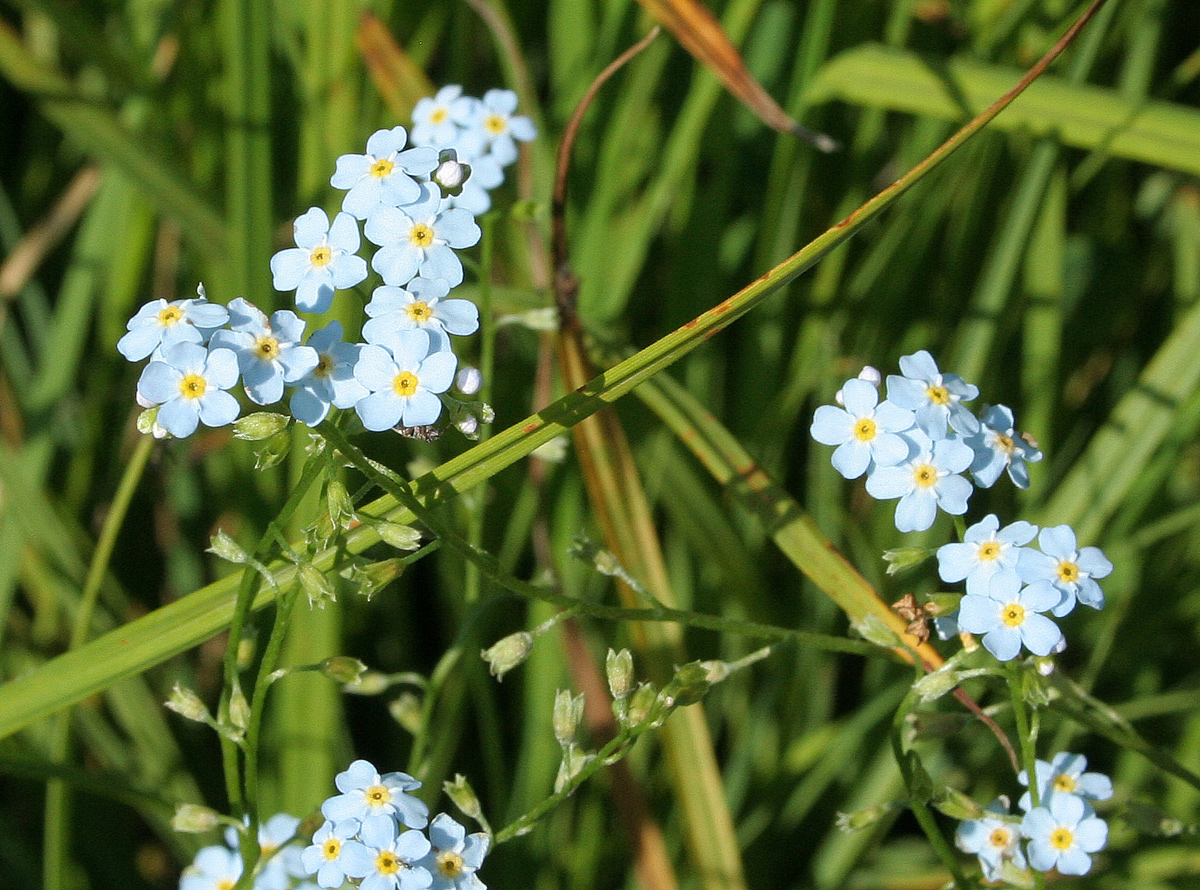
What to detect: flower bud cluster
<box><xmin>119</xmin><ymin>88</ymin><xmax>534</xmax><ymax>439</ymax></box>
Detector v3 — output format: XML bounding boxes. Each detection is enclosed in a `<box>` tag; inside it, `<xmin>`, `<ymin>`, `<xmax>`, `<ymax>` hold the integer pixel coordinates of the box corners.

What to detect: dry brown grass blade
<box><xmin>637</xmin><ymin>0</ymin><xmax>838</xmax><ymax>151</ymax></box>
<box><xmin>356</xmin><ymin>12</ymin><xmax>435</xmax><ymax>122</ymax></box>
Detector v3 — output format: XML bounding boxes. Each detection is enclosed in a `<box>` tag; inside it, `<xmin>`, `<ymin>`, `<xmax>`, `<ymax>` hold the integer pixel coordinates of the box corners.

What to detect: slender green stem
<box><xmin>1005</xmin><ymin>662</ymin><xmax>1041</xmax><ymax>803</ymax></box>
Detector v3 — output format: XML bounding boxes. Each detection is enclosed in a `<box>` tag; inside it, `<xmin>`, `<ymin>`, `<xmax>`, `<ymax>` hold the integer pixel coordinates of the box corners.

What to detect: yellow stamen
<box><xmin>370</xmin><ymin>158</ymin><xmax>395</xmax><ymax>179</ymax></box>
<box><xmin>853</xmin><ymin>417</ymin><xmax>877</xmax><ymax>441</ymax></box>
<box><xmin>988</xmin><ymin>827</ymin><xmax>1012</xmax><ymax>849</ymax></box>
<box><xmin>376</xmin><ymin>851</ymin><xmax>401</xmax><ymax>875</ymax></box>
<box><xmin>430</xmin><ymin>108</ymin><xmax>448</xmax><ymax>125</ymax></box>
<box><xmin>912</xmin><ymin>463</ymin><xmax>938</xmax><ymax>488</ymax></box>
<box><xmin>179</xmin><ymin>374</ymin><xmax>207</xmax><ymax>400</ymax></box>
<box><xmin>995</xmin><ymin>432</ymin><xmax>1016</xmax><ymax>454</ymax></box>
<box><xmin>1001</xmin><ymin>603</ymin><xmax>1025</xmax><ymax>627</ymax></box>
<box><xmin>407</xmin><ymin>301</ymin><xmax>433</xmax><ymax>323</ymax></box>
<box><xmin>365</xmin><ymin>784</ymin><xmax>391</xmax><ymax>807</ymax></box>
<box><xmin>484</xmin><ymin>113</ymin><xmax>507</xmax><ymax>135</ymax></box>
<box><xmin>322</xmin><ymin>838</ymin><xmax>342</xmax><ymax>861</ymax></box>
<box><xmin>926</xmin><ymin>384</ymin><xmax>950</xmax><ymax>405</ymax></box>
<box><xmin>1050</xmin><ymin>827</ymin><xmax>1074</xmax><ymax>850</ymax></box>
<box><xmin>977</xmin><ymin>541</ymin><xmax>1001</xmax><ymax>562</ymax></box>
<box><xmin>409</xmin><ymin>223</ymin><xmax>435</xmax><ymax>248</ymax></box>
<box><xmin>393</xmin><ymin>372</ymin><xmax>419</xmax><ymax>397</ymax></box>
<box><xmin>254</xmin><ymin>337</ymin><xmax>280</xmax><ymax>361</ymax></box>
<box><xmin>216</xmin><ymin>881</ymin><xmax>235</xmax><ymax>890</ymax></box>
<box><xmin>310</xmin><ymin>245</ymin><xmax>332</xmax><ymax>267</ymax></box>
<box><xmin>157</xmin><ymin>305</ymin><xmax>184</xmax><ymax>327</ymax></box>
<box><xmin>437</xmin><ymin>851</ymin><xmax>465</xmax><ymax>878</ymax></box>
<box><xmin>1053</xmin><ymin>773</ymin><xmax>1078</xmax><ymax>794</ymax></box>
<box><xmin>1057</xmin><ymin>561</ymin><xmax>1080</xmax><ymax>584</ymax></box>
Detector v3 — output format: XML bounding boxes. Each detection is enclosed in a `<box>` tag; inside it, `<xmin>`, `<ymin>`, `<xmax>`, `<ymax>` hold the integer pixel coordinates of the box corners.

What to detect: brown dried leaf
<box><xmin>356</xmin><ymin>12</ymin><xmax>436</xmax><ymax>122</ymax></box>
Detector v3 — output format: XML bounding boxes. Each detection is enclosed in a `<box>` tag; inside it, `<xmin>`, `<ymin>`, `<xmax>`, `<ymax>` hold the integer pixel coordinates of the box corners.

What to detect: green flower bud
<box><xmin>661</xmin><ymin>661</ymin><xmax>712</xmax><ymax>709</ymax></box>
<box><xmin>233</xmin><ymin>411</ymin><xmax>290</xmax><ymax>441</ymax></box>
<box><xmin>912</xmin><ymin>666</ymin><xmax>960</xmax><ymax>703</ymax></box>
<box><xmin>164</xmin><ymin>683</ymin><xmax>210</xmax><ymax>723</ymax></box>
<box><xmin>343</xmin><ymin>558</ymin><xmax>405</xmax><ymax>600</ymax></box>
<box><xmin>171</xmin><ymin>803</ymin><xmax>221</xmax><ymax>833</ymax></box>
<box><xmin>882</xmin><ymin>546</ymin><xmax>934</xmax><ymax>575</ymax></box>
<box><xmin>554</xmin><ymin>747</ymin><xmax>593</xmax><ymax>794</ymax></box>
<box><xmin>253</xmin><ymin>429</ymin><xmax>292</xmax><ymax>470</ymax></box>
<box><xmin>606</xmin><ymin>649</ymin><xmax>634</xmax><ymax>700</ymax></box>
<box><xmin>376</xmin><ymin>521</ymin><xmax>422</xmax><ymax>551</ymax></box>
<box><xmin>207</xmin><ymin>530</ymin><xmax>248</xmax><ymax>565</ymax></box>
<box><xmin>298</xmin><ymin>564</ymin><xmax>336</xmax><ymax>608</ymax></box>
<box><xmin>321</xmin><ymin>656</ymin><xmax>367</xmax><ymax>686</ymax></box>
<box><xmin>835</xmin><ymin>804</ymin><xmax>893</xmax><ymax>832</ymax></box>
<box><xmin>553</xmin><ymin>689</ymin><xmax>585</xmax><ymax>745</ymax></box>
<box><xmin>626</xmin><ymin>682</ymin><xmax>658</xmax><ymax>726</ymax></box>
<box><xmin>228</xmin><ymin>686</ymin><xmax>250</xmax><ymax>732</ymax></box>
<box><xmin>481</xmin><ymin>631</ymin><xmax>533</xmax><ymax>680</ymax></box>
<box><xmin>931</xmin><ymin>787</ymin><xmax>985</xmax><ymax>821</ymax></box>
<box><xmin>444</xmin><ymin>774</ymin><xmax>483</xmax><ymax>821</ymax></box>
<box><xmin>388</xmin><ymin>692</ymin><xmax>423</xmax><ymax>735</ymax></box>
<box><xmin>852</xmin><ymin>614</ymin><xmax>902</xmax><ymax>648</ymax></box>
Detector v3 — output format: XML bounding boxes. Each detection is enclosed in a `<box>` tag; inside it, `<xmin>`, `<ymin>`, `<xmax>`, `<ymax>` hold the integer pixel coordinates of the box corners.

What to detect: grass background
<box><xmin>2</xmin><ymin>0</ymin><xmax>1200</xmax><ymax>888</ymax></box>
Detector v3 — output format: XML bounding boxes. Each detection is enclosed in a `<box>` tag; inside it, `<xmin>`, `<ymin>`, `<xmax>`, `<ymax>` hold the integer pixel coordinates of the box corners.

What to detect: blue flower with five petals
<box><xmin>364</xmin><ymin>185</ymin><xmax>482</xmax><ymax>288</ymax></box>
<box><xmin>885</xmin><ymin>350</ymin><xmax>979</xmax><ymax>439</ymax></box>
<box><xmin>209</xmin><ymin>298</ymin><xmax>319</xmax><ymax>406</ymax></box>
<box><xmin>136</xmin><ymin>342</ymin><xmax>241</xmax><ymax>438</ymax></box>
<box><xmin>1017</xmin><ymin>524</ymin><xmax>1113</xmax><ymax>616</ymax></box>
<box><xmin>270</xmin><ymin>208</ymin><xmax>368</xmax><ymax>313</ymax></box>
<box><xmin>865</xmin><ymin>431</ymin><xmax>974</xmax><ymax>532</ymax></box>
<box><xmin>936</xmin><ymin>514</ymin><xmax>1038</xmax><ymax>597</ymax></box>
<box><xmin>956</xmin><ymin>572</ymin><xmax>1062</xmax><ymax>661</ymax></box>
<box><xmin>809</xmin><ymin>378</ymin><xmax>914</xmax><ymax>480</ymax></box>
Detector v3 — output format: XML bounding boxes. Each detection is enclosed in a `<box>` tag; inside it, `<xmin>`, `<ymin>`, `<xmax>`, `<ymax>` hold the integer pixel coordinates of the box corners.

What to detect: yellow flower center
<box><xmin>254</xmin><ymin>336</ymin><xmax>280</xmax><ymax>361</ymax></box>
<box><xmin>365</xmin><ymin>784</ymin><xmax>391</xmax><ymax>807</ymax></box>
<box><xmin>314</xmin><ymin>354</ymin><xmax>333</xmax><ymax>378</ymax></box>
<box><xmin>393</xmin><ymin>372</ymin><xmax>419</xmax><ymax>397</ymax></box>
<box><xmin>216</xmin><ymin>881</ymin><xmax>234</xmax><ymax>890</ymax></box>
<box><xmin>853</xmin><ymin>417</ymin><xmax>877</xmax><ymax>441</ymax></box>
<box><xmin>370</xmin><ymin>157</ymin><xmax>395</xmax><ymax>179</ymax></box>
<box><xmin>179</xmin><ymin>373</ymin><xmax>207</xmax><ymax>400</ymax></box>
<box><xmin>925</xmin><ymin>384</ymin><xmax>950</xmax><ymax>405</ymax></box>
<box><xmin>437</xmin><ymin>851</ymin><xmax>465</xmax><ymax>878</ymax></box>
<box><xmin>310</xmin><ymin>245</ymin><xmax>332</xmax><ymax>267</ymax></box>
<box><xmin>912</xmin><ymin>463</ymin><xmax>938</xmax><ymax>489</ymax></box>
<box><xmin>157</xmin><ymin>305</ymin><xmax>184</xmax><ymax>326</ymax></box>
<box><xmin>406</xmin><ymin>301</ymin><xmax>434</xmax><ymax>323</ymax></box>
<box><xmin>995</xmin><ymin>433</ymin><xmax>1016</xmax><ymax>454</ymax></box>
<box><xmin>484</xmin><ymin>113</ymin><xmax>507</xmax><ymax>135</ymax></box>
<box><xmin>1001</xmin><ymin>603</ymin><xmax>1025</xmax><ymax>627</ymax></box>
<box><xmin>1057</xmin><ymin>561</ymin><xmax>1080</xmax><ymax>583</ymax></box>
<box><xmin>988</xmin><ymin>827</ymin><xmax>1012</xmax><ymax>850</ymax></box>
<box><xmin>322</xmin><ymin>838</ymin><xmax>342</xmax><ymax>861</ymax></box>
<box><xmin>1050</xmin><ymin>827</ymin><xmax>1074</xmax><ymax>850</ymax></box>
<box><xmin>376</xmin><ymin>850</ymin><xmax>401</xmax><ymax>875</ymax></box>
<box><xmin>978</xmin><ymin>541</ymin><xmax>1001</xmax><ymax>562</ymax></box>
<box><xmin>430</xmin><ymin>108</ymin><xmax>448</xmax><ymax>124</ymax></box>
<box><xmin>410</xmin><ymin>223</ymin><xmax>435</xmax><ymax>248</ymax></box>
<box><xmin>1053</xmin><ymin>773</ymin><xmax>1078</xmax><ymax>793</ymax></box>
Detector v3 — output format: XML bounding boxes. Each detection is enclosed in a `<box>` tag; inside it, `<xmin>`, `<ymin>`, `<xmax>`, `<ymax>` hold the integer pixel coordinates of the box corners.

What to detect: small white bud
<box><xmin>435</xmin><ymin>159</ymin><xmax>468</xmax><ymax>190</ymax></box>
<box><xmin>481</xmin><ymin>631</ymin><xmax>534</xmax><ymax>680</ymax></box>
<box><xmin>857</xmin><ymin>365</ymin><xmax>882</xmax><ymax>385</ymax></box>
<box><xmin>456</xmin><ymin>367</ymin><xmax>483</xmax><ymax>395</ymax></box>
<box><xmin>171</xmin><ymin>803</ymin><xmax>220</xmax><ymax>833</ymax></box>
<box><xmin>456</xmin><ymin>415</ymin><xmax>479</xmax><ymax>437</ymax></box>
<box><xmin>834</xmin><ymin>388</ymin><xmax>845</xmax><ymax>406</ymax></box>
<box><xmin>195</xmin><ymin>282</ymin><xmax>207</xmax><ymax>300</ymax></box>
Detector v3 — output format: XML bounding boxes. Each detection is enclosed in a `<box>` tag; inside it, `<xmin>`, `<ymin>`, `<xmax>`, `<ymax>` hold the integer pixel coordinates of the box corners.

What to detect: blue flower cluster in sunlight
<box><xmin>120</xmin><ymin>87</ymin><xmax>534</xmax><ymax>438</ymax></box>
<box><xmin>180</xmin><ymin>814</ymin><xmax>313</xmax><ymax>890</ymax></box>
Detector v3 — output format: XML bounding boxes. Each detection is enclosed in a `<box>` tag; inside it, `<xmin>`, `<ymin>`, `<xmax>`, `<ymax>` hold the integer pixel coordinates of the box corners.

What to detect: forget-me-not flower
<box><xmin>354</xmin><ymin>330</ymin><xmax>457</xmax><ymax>431</ymax></box>
<box><xmin>136</xmin><ymin>342</ymin><xmax>241</xmax><ymax>438</ymax></box>
<box><xmin>270</xmin><ymin>208</ymin><xmax>368</xmax><ymax>313</ymax></box>
<box><xmin>865</xmin><ymin>431</ymin><xmax>974</xmax><ymax>532</ymax></box>
<box><xmin>209</xmin><ymin>298</ymin><xmax>319</xmax><ymax>406</ymax></box>
<box><xmin>810</xmin><ymin>378</ymin><xmax>914</xmax><ymax>479</ymax></box>
<box><xmin>955</xmin><ymin>799</ymin><xmax>1026</xmax><ymax>883</ymax></box>
<box><xmin>420</xmin><ymin>814</ymin><xmax>490</xmax><ymax>890</ymax></box>
<box><xmin>936</xmin><ymin>514</ymin><xmax>1038</xmax><ymax>597</ymax></box>
<box><xmin>412</xmin><ymin>86</ymin><xmax>479</xmax><ymax>148</ymax></box>
<box><xmin>968</xmin><ymin>404</ymin><xmax>1043</xmax><ymax>488</ymax></box>
<box><xmin>117</xmin><ymin>295</ymin><xmax>229</xmax><ymax>361</ymax></box>
<box><xmin>364</xmin><ymin>185</ymin><xmax>482</xmax><ymax>288</ymax></box>
<box><xmin>957</xmin><ymin>572</ymin><xmax>1062</xmax><ymax>661</ymax></box>
<box><xmin>465</xmin><ymin>88</ymin><xmax>537</xmax><ymax>166</ymax></box>
<box><xmin>321</xmin><ymin>759</ymin><xmax>429</xmax><ymax>831</ymax></box>
<box><xmin>1021</xmin><ymin>794</ymin><xmax>1108</xmax><ymax>876</ymax></box>
<box><xmin>1018</xmin><ymin>524</ymin><xmax>1113</xmax><ymax>616</ymax></box>
<box><xmin>331</xmin><ymin>127</ymin><xmax>439</xmax><ymax>221</ymax></box>
<box><xmin>289</xmin><ymin>321</ymin><xmax>368</xmax><ymax>427</ymax></box>
<box><xmin>343</xmin><ymin>817</ymin><xmax>433</xmax><ymax>890</ymax></box>
<box><xmin>302</xmin><ymin>819</ymin><xmax>367</xmax><ymax>889</ymax></box>
<box><xmin>180</xmin><ymin>844</ymin><xmax>243</xmax><ymax>890</ymax></box>
<box><xmin>885</xmin><ymin>350</ymin><xmax>980</xmax><ymax>439</ymax></box>
<box><xmin>1018</xmin><ymin>752</ymin><xmax>1114</xmax><ymax>813</ymax></box>
<box><xmin>363</xmin><ymin>279</ymin><xmax>479</xmax><ymax>355</ymax></box>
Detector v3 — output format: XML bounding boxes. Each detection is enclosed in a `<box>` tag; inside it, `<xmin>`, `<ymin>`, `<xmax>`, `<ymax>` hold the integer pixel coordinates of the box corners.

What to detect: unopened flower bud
<box><xmin>321</xmin><ymin>656</ymin><xmax>367</xmax><ymax>686</ymax></box>
<box><xmin>228</xmin><ymin>686</ymin><xmax>250</xmax><ymax>732</ymax></box>
<box><xmin>298</xmin><ymin>563</ymin><xmax>336</xmax><ymax>608</ymax></box>
<box><xmin>165</xmin><ymin>683</ymin><xmax>211</xmax><ymax>723</ymax></box>
<box><xmin>233</xmin><ymin>411</ymin><xmax>290</xmax><ymax>441</ymax></box>
<box><xmin>434</xmin><ymin>159</ymin><xmax>469</xmax><ymax>190</ymax></box>
<box><xmin>857</xmin><ymin>365</ymin><xmax>882</xmax><ymax>386</ymax></box>
<box><xmin>554</xmin><ymin>747</ymin><xmax>593</xmax><ymax>794</ymax></box>
<box><xmin>350</xmin><ymin>670</ymin><xmax>391</xmax><ymax>695</ymax></box>
<box><xmin>456</xmin><ymin>415</ymin><xmax>479</xmax><ymax>438</ymax></box>
<box><xmin>626</xmin><ymin>682</ymin><xmax>658</xmax><ymax>726</ymax></box>
<box><xmin>208</xmin><ymin>530</ymin><xmax>248</xmax><ymax>565</ymax></box>
<box><xmin>662</xmin><ymin>661</ymin><xmax>711</xmax><ymax>709</ymax></box>
<box><xmin>882</xmin><ymin>546</ymin><xmax>934</xmax><ymax>575</ymax></box>
<box><xmin>172</xmin><ymin>803</ymin><xmax>220</xmax><ymax>833</ymax></box>
<box><xmin>389</xmin><ymin>692</ymin><xmax>424</xmax><ymax>735</ymax></box>
<box><xmin>912</xmin><ymin>666</ymin><xmax>960</xmax><ymax>703</ymax></box>
<box><xmin>553</xmin><ymin>689</ymin><xmax>585</xmax><ymax>745</ymax></box>
<box><xmin>836</xmin><ymin>804</ymin><xmax>892</xmax><ymax>832</ymax></box>
<box><xmin>456</xmin><ymin>367</ymin><xmax>482</xmax><ymax>395</ymax></box>
<box><xmin>606</xmin><ymin>649</ymin><xmax>634</xmax><ymax>700</ymax></box>
<box><xmin>931</xmin><ymin>787</ymin><xmax>984</xmax><ymax>821</ymax></box>
<box><xmin>481</xmin><ymin>631</ymin><xmax>533</xmax><ymax>680</ymax></box>
<box><xmin>444</xmin><ymin>774</ymin><xmax>483</xmax><ymax>821</ymax></box>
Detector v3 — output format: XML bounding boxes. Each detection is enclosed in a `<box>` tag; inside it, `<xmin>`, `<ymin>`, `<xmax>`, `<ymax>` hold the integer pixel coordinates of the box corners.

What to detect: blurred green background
<box><xmin>3</xmin><ymin>0</ymin><xmax>1200</xmax><ymax>888</ymax></box>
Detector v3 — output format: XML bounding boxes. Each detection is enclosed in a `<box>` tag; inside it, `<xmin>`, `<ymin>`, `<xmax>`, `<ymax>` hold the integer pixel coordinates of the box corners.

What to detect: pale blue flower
<box><xmin>420</xmin><ymin>814</ymin><xmax>490</xmax><ymax>890</ymax></box>
<box><xmin>117</xmin><ymin>296</ymin><xmax>228</xmax><ymax>361</ymax></box>
<box><xmin>363</xmin><ymin>278</ymin><xmax>479</xmax><ymax>354</ymax></box>
<box><xmin>331</xmin><ymin>127</ymin><xmax>439</xmax><ymax>221</ymax></box>
<box><xmin>1018</xmin><ymin>752</ymin><xmax>1114</xmax><ymax>813</ymax></box>
<box><xmin>968</xmin><ymin>404</ymin><xmax>1043</xmax><ymax>488</ymax></box>
<box><xmin>1022</xmin><ymin>794</ymin><xmax>1108</xmax><ymax>876</ymax></box>
<box><xmin>1017</xmin><ymin>525</ymin><xmax>1113</xmax><ymax>616</ymax></box>
<box><xmin>411</xmin><ymin>86</ymin><xmax>478</xmax><ymax>148</ymax></box>
<box><xmin>364</xmin><ymin>185</ymin><xmax>481</xmax><ymax>288</ymax></box>
<box><xmin>955</xmin><ymin>799</ymin><xmax>1026</xmax><ymax>883</ymax></box>
<box><xmin>302</xmin><ymin>819</ymin><xmax>367</xmax><ymax>889</ymax></box>
<box><xmin>321</xmin><ymin>759</ymin><xmax>429</xmax><ymax>831</ymax></box>
<box><xmin>810</xmin><ymin>378</ymin><xmax>914</xmax><ymax>479</ymax></box>
<box><xmin>220</xmin><ymin>813</ymin><xmax>305</xmax><ymax>890</ymax></box>
<box><xmin>864</xmin><ymin>431</ymin><xmax>974</xmax><ymax>532</ymax></box>
<box><xmin>136</xmin><ymin>342</ymin><xmax>241</xmax><ymax>438</ymax></box>
<box><xmin>936</xmin><ymin>514</ymin><xmax>1037</xmax><ymax>597</ymax></box>
<box><xmin>180</xmin><ymin>845</ymin><xmax>242</xmax><ymax>890</ymax></box>
<box><xmin>465</xmin><ymin>89</ymin><xmax>537</xmax><ymax>166</ymax></box>
<box><xmin>289</xmin><ymin>321</ymin><xmax>368</xmax><ymax>427</ymax></box>
<box><xmin>344</xmin><ymin>817</ymin><xmax>433</xmax><ymax>890</ymax></box>
<box><xmin>354</xmin><ymin>330</ymin><xmax>457</xmax><ymax>431</ymax></box>
<box><xmin>885</xmin><ymin>350</ymin><xmax>979</xmax><ymax>439</ymax></box>
<box><xmin>270</xmin><ymin>208</ymin><xmax>368</xmax><ymax>313</ymax></box>
<box><xmin>209</xmin><ymin>298</ymin><xmax>319</xmax><ymax>406</ymax></box>
<box><xmin>957</xmin><ymin>572</ymin><xmax>1062</xmax><ymax>661</ymax></box>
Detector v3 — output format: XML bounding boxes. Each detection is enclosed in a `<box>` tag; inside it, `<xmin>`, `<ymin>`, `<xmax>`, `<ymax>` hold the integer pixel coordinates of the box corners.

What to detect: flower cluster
<box><xmin>957</xmin><ymin>752</ymin><xmax>1112</xmax><ymax>879</ymax></box>
<box><xmin>180</xmin><ymin>813</ymin><xmax>313</xmax><ymax>890</ymax></box>
<box><xmin>301</xmin><ymin>760</ymin><xmax>490</xmax><ymax>890</ymax></box>
<box><xmin>810</xmin><ymin>351</ymin><xmax>1042</xmax><ymax>532</ymax></box>
<box><xmin>938</xmin><ymin>515</ymin><xmax>1113</xmax><ymax>660</ymax></box>
<box><xmin>119</xmin><ymin>88</ymin><xmax>534</xmax><ymax>439</ymax></box>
